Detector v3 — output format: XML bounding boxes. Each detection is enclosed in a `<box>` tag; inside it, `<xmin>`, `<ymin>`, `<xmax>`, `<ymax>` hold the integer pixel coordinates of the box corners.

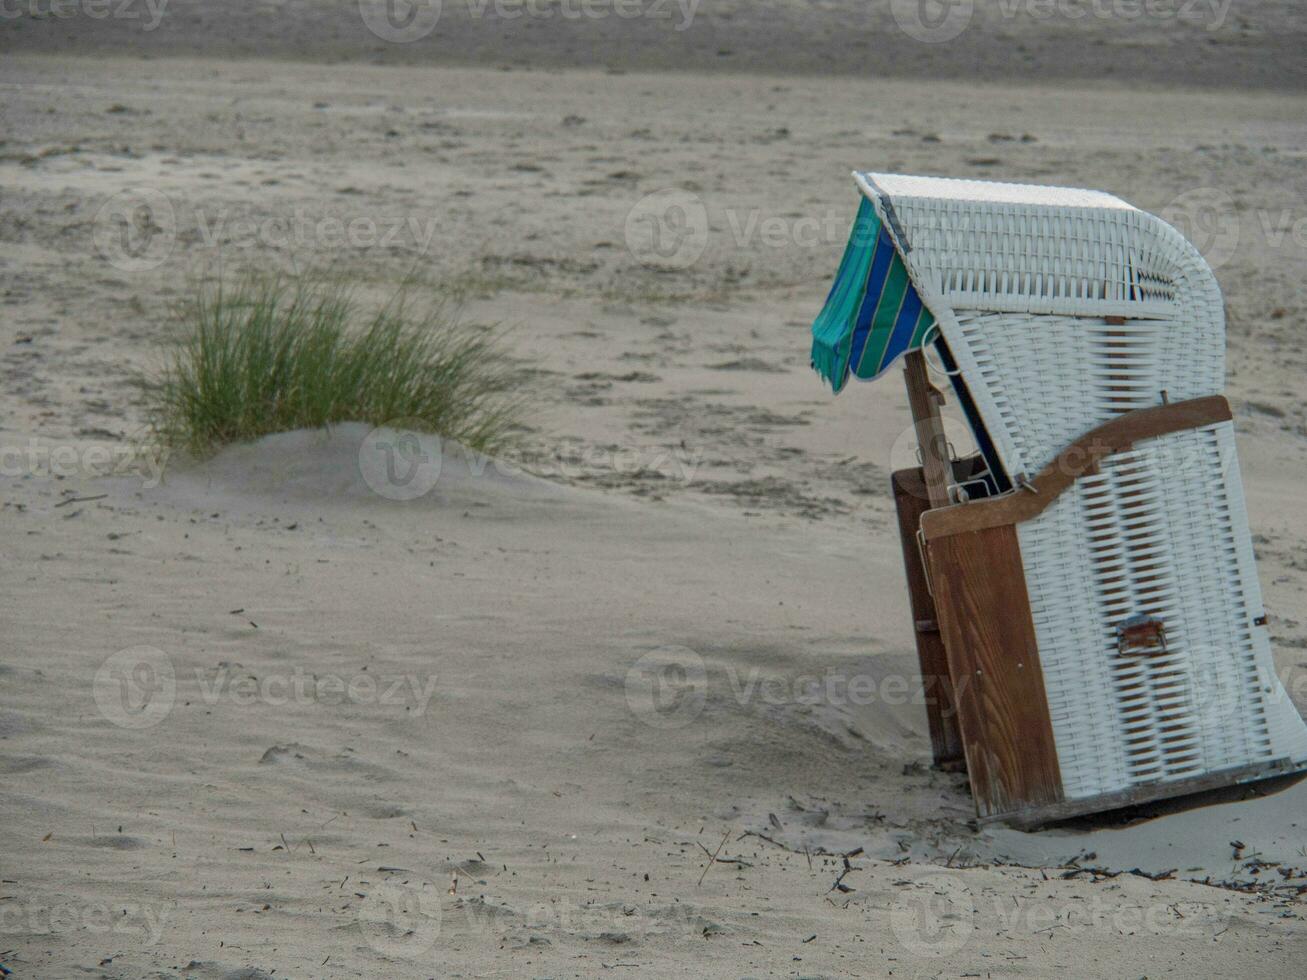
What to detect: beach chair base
<box><xmin>982</xmin><ymin>757</ymin><xmax>1307</xmax><ymax>830</ymax></box>
<box><xmin>893</xmin><ymin>389</ymin><xmax>1307</xmax><ymax>824</ymax></box>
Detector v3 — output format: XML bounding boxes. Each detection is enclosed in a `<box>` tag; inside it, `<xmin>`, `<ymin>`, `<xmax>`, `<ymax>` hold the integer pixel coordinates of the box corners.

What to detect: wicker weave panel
<box><xmin>948</xmin><ymin>311</ymin><xmax>1224</xmax><ymax>476</ymax></box>
<box><xmin>1018</xmin><ymin>424</ymin><xmax>1307</xmax><ymax>801</ymax></box>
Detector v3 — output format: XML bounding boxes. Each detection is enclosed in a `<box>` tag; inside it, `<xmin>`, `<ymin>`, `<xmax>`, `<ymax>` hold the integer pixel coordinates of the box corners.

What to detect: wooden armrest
<box><xmin>920</xmin><ymin>395</ymin><xmax>1232</xmax><ymax>541</ymax></box>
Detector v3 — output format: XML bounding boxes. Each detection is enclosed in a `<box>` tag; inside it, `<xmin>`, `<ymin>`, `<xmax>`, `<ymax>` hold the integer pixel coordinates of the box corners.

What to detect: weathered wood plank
<box><xmin>892</xmin><ymin>466</ymin><xmax>965</xmax><ymax>769</ymax></box>
<box><xmin>902</xmin><ymin>349</ymin><xmax>952</xmax><ymax>510</ymax></box>
<box><xmin>927</xmin><ymin>525</ymin><xmax>1063</xmax><ymax>818</ymax></box>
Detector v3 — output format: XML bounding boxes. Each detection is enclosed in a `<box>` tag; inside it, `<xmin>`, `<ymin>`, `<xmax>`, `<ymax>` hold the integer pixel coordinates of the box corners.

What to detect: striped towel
<box><xmin>810</xmin><ymin>197</ymin><xmax>936</xmax><ymax>392</ymax></box>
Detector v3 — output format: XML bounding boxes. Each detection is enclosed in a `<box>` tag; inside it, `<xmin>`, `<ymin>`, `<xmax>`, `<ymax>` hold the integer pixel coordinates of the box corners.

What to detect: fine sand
<box><xmin>3</xmin><ymin>27</ymin><xmax>1307</xmax><ymax>980</ymax></box>
<box><xmin>3</xmin><ymin>0</ymin><xmax>1306</xmax><ymax>91</ymax></box>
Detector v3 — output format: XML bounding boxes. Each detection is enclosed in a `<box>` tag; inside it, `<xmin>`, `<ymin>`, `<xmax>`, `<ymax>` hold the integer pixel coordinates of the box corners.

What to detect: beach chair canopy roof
<box><xmin>810</xmin><ymin>195</ymin><xmax>939</xmax><ymax>392</ymax></box>
<box><xmin>811</xmin><ymin>172</ymin><xmax>1223</xmax><ymax>395</ymax></box>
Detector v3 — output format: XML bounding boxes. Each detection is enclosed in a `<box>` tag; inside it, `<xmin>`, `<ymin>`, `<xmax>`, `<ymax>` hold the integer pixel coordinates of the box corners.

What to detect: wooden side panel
<box><xmin>927</xmin><ymin>525</ymin><xmax>1063</xmax><ymax>817</ymax></box>
<box><xmin>892</xmin><ymin>467</ymin><xmax>965</xmax><ymax>769</ymax></box>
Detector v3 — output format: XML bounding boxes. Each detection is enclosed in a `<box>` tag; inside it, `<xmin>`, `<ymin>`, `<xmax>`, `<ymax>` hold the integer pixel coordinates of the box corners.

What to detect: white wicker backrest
<box><xmin>854</xmin><ymin>172</ymin><xmax>1226</xmax><ymax>477</ymax></box>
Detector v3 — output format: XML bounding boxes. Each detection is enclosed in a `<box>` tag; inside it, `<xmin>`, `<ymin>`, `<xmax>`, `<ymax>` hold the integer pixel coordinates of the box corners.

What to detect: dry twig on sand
<box><xmin>697</xmin><ymin>828</ymin><xmax>733</xmax><ymax>886</ymax></box>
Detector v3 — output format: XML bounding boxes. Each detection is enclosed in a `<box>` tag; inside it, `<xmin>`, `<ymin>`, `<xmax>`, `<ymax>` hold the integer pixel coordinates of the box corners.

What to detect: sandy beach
<box><xmin>3</xmin><ymin>4</ymin><xmax>1307</xmax><ymax>977</ymax></box>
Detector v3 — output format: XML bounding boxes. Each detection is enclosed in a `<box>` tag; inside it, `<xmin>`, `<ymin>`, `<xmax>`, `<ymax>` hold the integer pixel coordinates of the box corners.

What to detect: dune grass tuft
<box><xmin>146</xmin><ymin>275</ymin><xmax>524</xmax><ymax>455</ymax></box>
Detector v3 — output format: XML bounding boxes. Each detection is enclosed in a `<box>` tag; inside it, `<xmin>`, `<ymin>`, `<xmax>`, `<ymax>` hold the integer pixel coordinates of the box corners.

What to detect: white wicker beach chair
<box><xmin>812</xmin><ymin>172</ymin><xmax>1307</xmax><ymax>824</ymax></box>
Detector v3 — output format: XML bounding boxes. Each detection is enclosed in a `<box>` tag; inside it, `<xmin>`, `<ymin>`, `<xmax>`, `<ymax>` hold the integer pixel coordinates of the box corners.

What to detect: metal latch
<box><xmin>1116</xmin><ymin>614</ymin><xmax>1167</xmax><ymax>656</ymax></box>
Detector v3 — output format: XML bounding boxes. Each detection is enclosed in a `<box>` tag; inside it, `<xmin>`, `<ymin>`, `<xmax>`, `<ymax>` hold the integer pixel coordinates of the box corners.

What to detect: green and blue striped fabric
<box><xmin>810</xmin><ymin>197</ymin><xmax>936</xmax><ymax>392</ymax></box>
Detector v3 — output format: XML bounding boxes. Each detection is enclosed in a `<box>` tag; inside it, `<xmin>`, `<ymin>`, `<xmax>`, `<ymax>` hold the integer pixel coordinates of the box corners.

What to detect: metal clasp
<box><xmin>1116</xmin><ymin>614</ymin><xmax>1167</xmax><ymax>656</ymax></box>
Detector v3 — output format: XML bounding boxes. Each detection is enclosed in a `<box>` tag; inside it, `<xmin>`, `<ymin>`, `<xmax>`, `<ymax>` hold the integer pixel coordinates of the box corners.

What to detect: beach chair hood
<box><xmin>812</xmin><ymin>172</ymin><xmax>1227</xmax><ymax>481</ymax></box>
